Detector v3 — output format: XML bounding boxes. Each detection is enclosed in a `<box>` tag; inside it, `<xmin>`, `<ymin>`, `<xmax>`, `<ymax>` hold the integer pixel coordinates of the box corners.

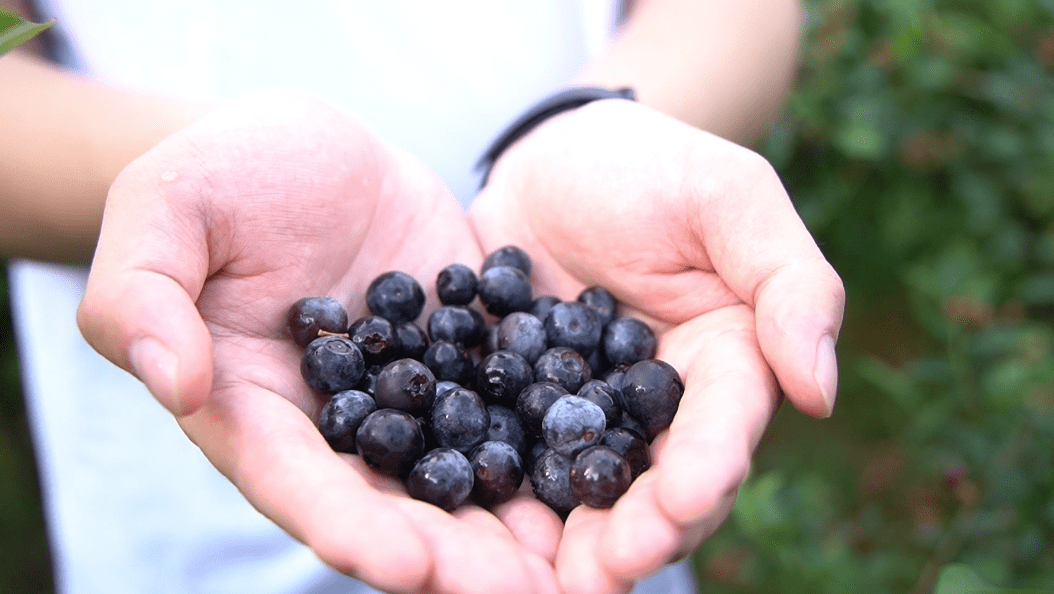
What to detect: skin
<box><xmin>4</xmin><ymin>0</ymin><xmax>846</xmax><ymax>592</ymax></box>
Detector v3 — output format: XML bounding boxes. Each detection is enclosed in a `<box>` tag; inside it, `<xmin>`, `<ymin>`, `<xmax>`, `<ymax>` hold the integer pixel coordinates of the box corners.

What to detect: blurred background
<box><xmin>3</xmin><ymin>0</ymin><xmax>1054</xmax><ymax>592</ymax></box>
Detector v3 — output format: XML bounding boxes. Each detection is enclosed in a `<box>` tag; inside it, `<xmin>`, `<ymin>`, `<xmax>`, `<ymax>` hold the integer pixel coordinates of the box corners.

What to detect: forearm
<box><xmin>0</xmin><ymin>51</ymin><xmax>211</xmax><ymax>263</ymax></box>
<box><xmin>575</xmin><ymin>0</ymin><xmax>803</xmax><ymax>146</ymax></box>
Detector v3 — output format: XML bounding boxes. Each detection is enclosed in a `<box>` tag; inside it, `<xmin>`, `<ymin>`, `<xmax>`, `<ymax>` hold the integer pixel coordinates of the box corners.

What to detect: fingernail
<box><xmin>129</xmin><ymin>337</ymin><xmax>182</xmax><ymax>415</ymax></box>
<box><xmin>814</xmin><ymin>334</ymin><xmax>838</xmax><ymax>417</ymax></box>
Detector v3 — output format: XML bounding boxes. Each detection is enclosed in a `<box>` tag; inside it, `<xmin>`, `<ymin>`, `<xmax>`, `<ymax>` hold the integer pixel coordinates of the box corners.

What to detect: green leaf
<box><xmin>0</xmin><ymin>8</ymin><xmax>53</xmax><ymax>57</ymax></box>
<box><xmin>933</xmin><ymin>564</ymin><xmax>1050</xmax><ymax>594</ymax></box>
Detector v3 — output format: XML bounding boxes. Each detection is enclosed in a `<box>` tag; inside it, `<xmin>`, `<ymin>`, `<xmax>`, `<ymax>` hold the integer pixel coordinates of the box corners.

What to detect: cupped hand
<box><xmin>470</xmin><ymin>99</ymin><xmax>845</xmax><ymax>593</ymax></box>
<box><xmin>77</xmin><ymin>90</ymin><xmax>562</xmax><ymax>594</ymax></box>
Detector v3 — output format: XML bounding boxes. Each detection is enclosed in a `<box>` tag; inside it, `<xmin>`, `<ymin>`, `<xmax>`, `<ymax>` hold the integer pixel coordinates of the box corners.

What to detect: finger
<box><xmin>685</xmin><ymin>150</ymin><xmax>845</xmax><ymax>417</ymax></box>
<box><xmin>78</xmin><ymin>151</ymin><xmax>214</xmax><ymax>416</ymax></box>
<box><xmin>396</xmin><ymin>497</ymin><xmax>557</xmax><ymax>594</ymax></box>
<box><xmin>556</xmin><ymin>507</ymin><xmax>634</xmax><ymax>594</ymax></box>
<box><xmin>179</xmin><ymin>382</ymin><xmax>434</xmax><ymax>594</ymax></box>
<box><xmin>652</xmin><ymin>306</ymin><xmax>777</xmax><ymax>532</ymax></box>
<box><xmin>492</xmin><ymin>493</ymin><xmax>565</xmax><ymax>563</ymax></box>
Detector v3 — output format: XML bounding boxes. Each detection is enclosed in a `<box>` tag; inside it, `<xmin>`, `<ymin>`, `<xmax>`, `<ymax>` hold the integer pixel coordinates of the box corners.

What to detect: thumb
<box><xmin>77</xmin><ymin>135</ymin><xmax>214</xmax><ymax>417</ymax></box>
<box><xmin>697</xmin><ymin>151</ymin><xmax>845</xmax><ymax>418</ymax></box>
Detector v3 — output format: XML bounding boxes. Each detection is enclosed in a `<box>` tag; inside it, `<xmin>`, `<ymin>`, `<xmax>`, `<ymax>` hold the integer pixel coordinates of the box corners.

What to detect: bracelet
<box><xmin>476</xmin><ymin>86</ymin><xmax>637</xmax><ymax>187</ymax></box>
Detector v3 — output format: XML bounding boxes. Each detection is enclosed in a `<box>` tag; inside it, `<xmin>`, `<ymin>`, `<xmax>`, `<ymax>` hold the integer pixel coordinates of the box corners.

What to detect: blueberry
<box><xmin>365</xmin><ymin>271</ymin><xmax>425</xmax><ymax>325</ymax></box>
<box><xmin>318</xmin><ymin>389</ymin><xmax>377</xmax><ymax>453</ymax></box>
<box><xmin>287</xmin><ymin>296</ymin><xmax>349</xmax><ymax>348</ymax></box>
<box><xmin>544</xmin><ymin>301</ymin><xmax>601</xmax><ymax>357</ymax></box>
<box><xmin>524</xmin><ymin>440</ymin><xmax>549</xmax><ymax>477</ymax></box>
<box><xmin>430</xmin><ymin>387</ymin><xmax>490</xmax><ymax>453</ymax></box>
<box><xmin>395</xmin><ymin>322</ymin><xmax>429</xmax><ymax>360</ymax></box>
<box><xmin>300</xmin><ymin>335</ymin><xmax>366</xmax><ymax>395</ymax></box>
<box><xmin>534</xmin><ymin>347</ymin><xmax>592</xmax><ymax>394</ymax></box>
<box><xmin>481</xmin><ymin>245</ymin><xmax>532</xmax><ymax>277</ymax></box>
<box><xmin>619</xmin><ymin>359</ymin><xmax>684</xmax><ymax>441</ymax></box>
<box><xmin>530</xmin><ymin>449</ymin><xmax>579</xmax><ymax>516</ymax></box>
<box><xmin>422</xmin><ymin>340</ymin><xmax>475</xmax><ymax>384</ymax></box>
<box><xmin>355</xmin><ymin>408</ymin><xmax>426</xmax><ymax>476</ymax></box>
<box><xmin>576</xmin><ymin>379</ymin><xmax>623</xmax><ymax>427</ymax></box>
<box><xmin>602</xmin><ymin>317</ymin><xmax>657</xmax><ymax>368</ymax></box>
<box><xmin>569</xmin><ymin>445</ymin><xmax>632</xmax><ymax>509</ymax></box>
<box><xmin>475</xmin><ymin>350</ymin><xmax>534</xmax><ymax>406</ymax></box>
<box><xmin>477</xmin><ymin>266</ymin><xmax>532</xmax><ymax>317</ymax></box>
<box><xmin>405</xmin><ymin>448</ymin><xmax>474</xmax><ymax>511</ymax></box>
<box><xmin>578</xmin><ymin>286</ymin><xmax>617</xmax><ymax>327</ymax></box>
<box><xmin>515</xmin><ymin>381</ymin><xmax>569</xmax><ymax>438</ymax></box>
<box><xmin>373</xmin><ymin>358</ymin><xmax>437</xmax><ymax>416</ymax></box>
<box><xmin>529</xmin><ymin>295</ymin><xmax>561</xmax><ymax>322</ymax></box>
<box><xmin>542</xmin><ymin>395</ymin><xmax>606</xmax><ymax>458</ymax></box>
<box><xmin>348</xmin><ymin>315</ymin><xmax>400</xmax><ymax>366</ymax></box>
<box><xmin>436</xmin><ymin>380</ymin><xmax>462</xmax><ymax>398</ymax></box>
<box><xmin>485</xmin><ymin>404</ymin><xmax>528</xmax><ymax>456</ymax></box>
<box><xmin>436</xmin><ymin>263</ymin><xmax>478</xmax><ymax>306</ymax></box>
<box><xmin>615</xmin><ymin>413</ymin><xmax>647</xmax><ymax>441</ymax></box>
<box><xmin>469</xmin><ymin>441</ymin><xmax>525</xmax><ymax>508</ymax></box>
<box><xmin>600</xmin><ymin>427</ymin><xmax>650</xmax><ymax>479</ymax></box>
<box><xmin>481</xmin><ymin>323</ymin><xmax>500</xmax><ymax>357</ymax></box>
<box><xmin>496</xmin><ymin>312</ymin><xmax>548</xmax><ymax>364</ymax></box>
<box><xmin>604</xmin><ymin>365</ymin><xmax>630</xmax><ymax>392</ymax></box>
<box><xmin>427</xmin><ymin>305</ymin><xmax>485</xmax><ymax>347</ymax></box>
<box><xmin>353</xmin><ymin>363</ymin><xmax>384</xmax><ymax>396</ymax></box>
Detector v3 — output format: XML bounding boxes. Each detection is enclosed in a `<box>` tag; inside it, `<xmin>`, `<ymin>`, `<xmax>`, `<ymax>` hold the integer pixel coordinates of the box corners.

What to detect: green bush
<box><xmin>693</xmin><ymin>1</ymin><xmax>1054</xmax><ymax>592</ymax></box>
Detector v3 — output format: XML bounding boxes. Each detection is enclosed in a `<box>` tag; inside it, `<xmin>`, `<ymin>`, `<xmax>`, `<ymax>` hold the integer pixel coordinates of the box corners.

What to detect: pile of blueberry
<box><xmin>288</xmin><ymin>246</ymin><xmax>683</xmax><ymax>515</ymax></box>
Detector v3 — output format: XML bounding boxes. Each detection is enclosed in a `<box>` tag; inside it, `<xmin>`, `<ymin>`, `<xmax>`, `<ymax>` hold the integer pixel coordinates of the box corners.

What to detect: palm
<box><xmin>470</xmin><ymin>100</ymin><xmax>841</xmax><ymax>592</ymax></box>
<box><xmin>82</xmin><ymin>91</ymin><xmax>562</xmax><ymax>594</ymax></box>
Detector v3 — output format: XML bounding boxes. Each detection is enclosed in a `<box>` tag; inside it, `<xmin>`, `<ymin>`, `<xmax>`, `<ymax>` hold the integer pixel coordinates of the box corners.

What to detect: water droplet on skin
<box><xmin>160</xmin><ymin>171</ymin><xmax>178</xmax><ymax>182</ymax></box>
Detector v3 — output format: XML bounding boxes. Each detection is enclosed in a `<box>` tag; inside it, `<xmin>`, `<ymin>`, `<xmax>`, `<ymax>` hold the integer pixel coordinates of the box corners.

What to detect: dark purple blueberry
<box><xmin>355</xmin><ymin>409</ymin><xmax>426</xmax><ymax>476</ymax></box>
<box><xmin>481</xmin><ymin>245</ymin><xmax>532</xmax><ymax>277</ymax></box>
<box><xmin>436</xmin><ymin>263</ymin><xmax>478</xmax><ymax>306</ymax></box>
<box><xmin>586</xmin><ymin>349</ymin><xmax>607</xmax><ymax>379</ymax></box>
<box><xmin>430</xmin><ymin>387</ymin><xmax>490</xmax><ymax>453</ymax></box>
<box><xmin>604</xmin><ymin>365</ymin><xmax>630</xmax><ymax>392</ymax></box>
<box><xmin>544</xmin><ymin>301</ymin><xmax>602</xmax><ymax>357</ymax></box>
<box><xmin>365</xmin><ymin>271</ymin><xmax>425</xmax><ymax>325</ymax></box>
<box><xmin>534</xmin><ymin>347</ymin><xmax>592</xmax><ymax>394</ymax></box>
<box><xmin>530</xmin><ymin>449</ymin><xmax>579</xmax><ymax>515</ymax></box>
<box><xmin>496</xmin><ymin>312</ymin><xmax>548</xmax><ymax>364</ymax></box>
<box><xmin>475</xmin><ymin>350</ymin><xmax>534</xmax><ymax>406</ymax></box>
<box><xmin>542</xmin><ymin>395</ymin><xmax>606</xmax><ymax>458</ymax></box>
<box><xmin>569</xmin><ymin>446</ymin><xmax>632</xmax><ymax>509</ymax></box>
<box><xmin>287</xmin><ymin>296</ymin><xmax>349</xmax><ymax>348</ymax></box>
<box><xmin>477</xmin><ymin>266</ymin><xmax>532</xmax><ymax>317</ymax></box>
<box><xmin>619</xmin><ymin>359</ymin><xmax>684</xmax><ymax>441</ymax></box>
<box><xmin>300</xmin><ymin>335</ymin><xmax>366</xmax><ymax>395</ymax></box>
<box><xmin>615</xmin><ymin>413</ymin><xmax>647</xmax><ymax>441</ymax></box>
<box><xmin>436</xmin><ymin>380</ymin><xmax>462</xmax><ymax>398</ymax></box>
<box><xmin>525</xmin><ymin>440</ymin><xmax>548</xmax><ymax>476</ymax></box>
<box><xmin>469</xmin><ymin>441</ymin><xmax>525</xmax><ymax>508</ymax></box>
<box><xmin>353</xmin><ymin>363</ymin><xmax>384</xmax><ymax>396</ymax></box>
<box><xmin>422</xmin><ymin>340</ymin><xmax>475</xmax><ymax>384</ymax></box>
<box><xmin>578</xmin><ymin>286</ymin><xmax>617</xmax><ymax>327</ymax></box>
<box><xmin>405</xmin><ymin>448</ymin><xmax>474</xmax><ymax>511</ymax></box>
<box><xmin>318</xmin><ymin>389</ymin><xmax>377</xmax><ymax>453</ymax></box>
<box><xmin>348</xmin><ymin>315</ymin><xmax>400</xmax><ymax>366</ymax></box>
<box><xmin>601</xmin><ymin>427</ymin><xmax>650</xmax><ymax>479</ymax></box>
<box><xmin>485</xmin><ymin>404</ymin><xmax>528</xmax><ymax>456</ymax></box>
<box><xmin>529</xmin><ymin>295</ymin><xmax>561</xmax><ymax>322</ymax></box>
<box><xmin>515</xmin><ymin>381</ymin><xmax>569</xmax><ymax>438</ymax></box>
<box><xmin>395</xmin><ymin>322</ymin><xmax>429</xmax><ymax>360</ymax></box>
<box><xmin>427</xmin><ymin>305</ymin><xmax>486</xmax><ymax>347</ymax></box>
<box><xmin>373</xmin><ymin>358</ymin><xmax>437</xmax><ymax>416</ymax></box>
<box><xmin>576</xmin><ymin>380</ymin><xmax>622</xmax><ymax>427</ymax></box>
<box><xmin>602</xmin><ymin>317</ymin><xmax>657</xmax><ymax>368</ymax></box>
<box><xmin>481</xmin><ymin>324</ymin><xmax>500</xmax><ymax>357</ymax></box>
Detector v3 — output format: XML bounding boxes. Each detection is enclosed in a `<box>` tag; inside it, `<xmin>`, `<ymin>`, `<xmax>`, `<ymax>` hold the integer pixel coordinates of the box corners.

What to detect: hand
<box><xmin>470</xmin><ymin>99</ymin><xmax>845</xmax><ymax>593</ymax></box>
<box><xmin>77</xmin><ymin>90</ymin><xmax>563</xmax><ymax>594</ymax></box>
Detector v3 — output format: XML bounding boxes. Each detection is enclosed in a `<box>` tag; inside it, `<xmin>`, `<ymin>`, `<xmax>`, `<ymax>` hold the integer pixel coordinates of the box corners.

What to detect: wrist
<box><xmin>476</xmin><ymin>86</ymin><xmax>635</xmax><ymax>188</ymax></box>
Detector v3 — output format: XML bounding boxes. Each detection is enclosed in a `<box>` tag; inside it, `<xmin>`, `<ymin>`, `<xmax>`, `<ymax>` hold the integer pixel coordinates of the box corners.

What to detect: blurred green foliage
<box><xmin>693</xmin><ymin>0</ymin><xmax>1054</xmax><ymax>593</ymax></box>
